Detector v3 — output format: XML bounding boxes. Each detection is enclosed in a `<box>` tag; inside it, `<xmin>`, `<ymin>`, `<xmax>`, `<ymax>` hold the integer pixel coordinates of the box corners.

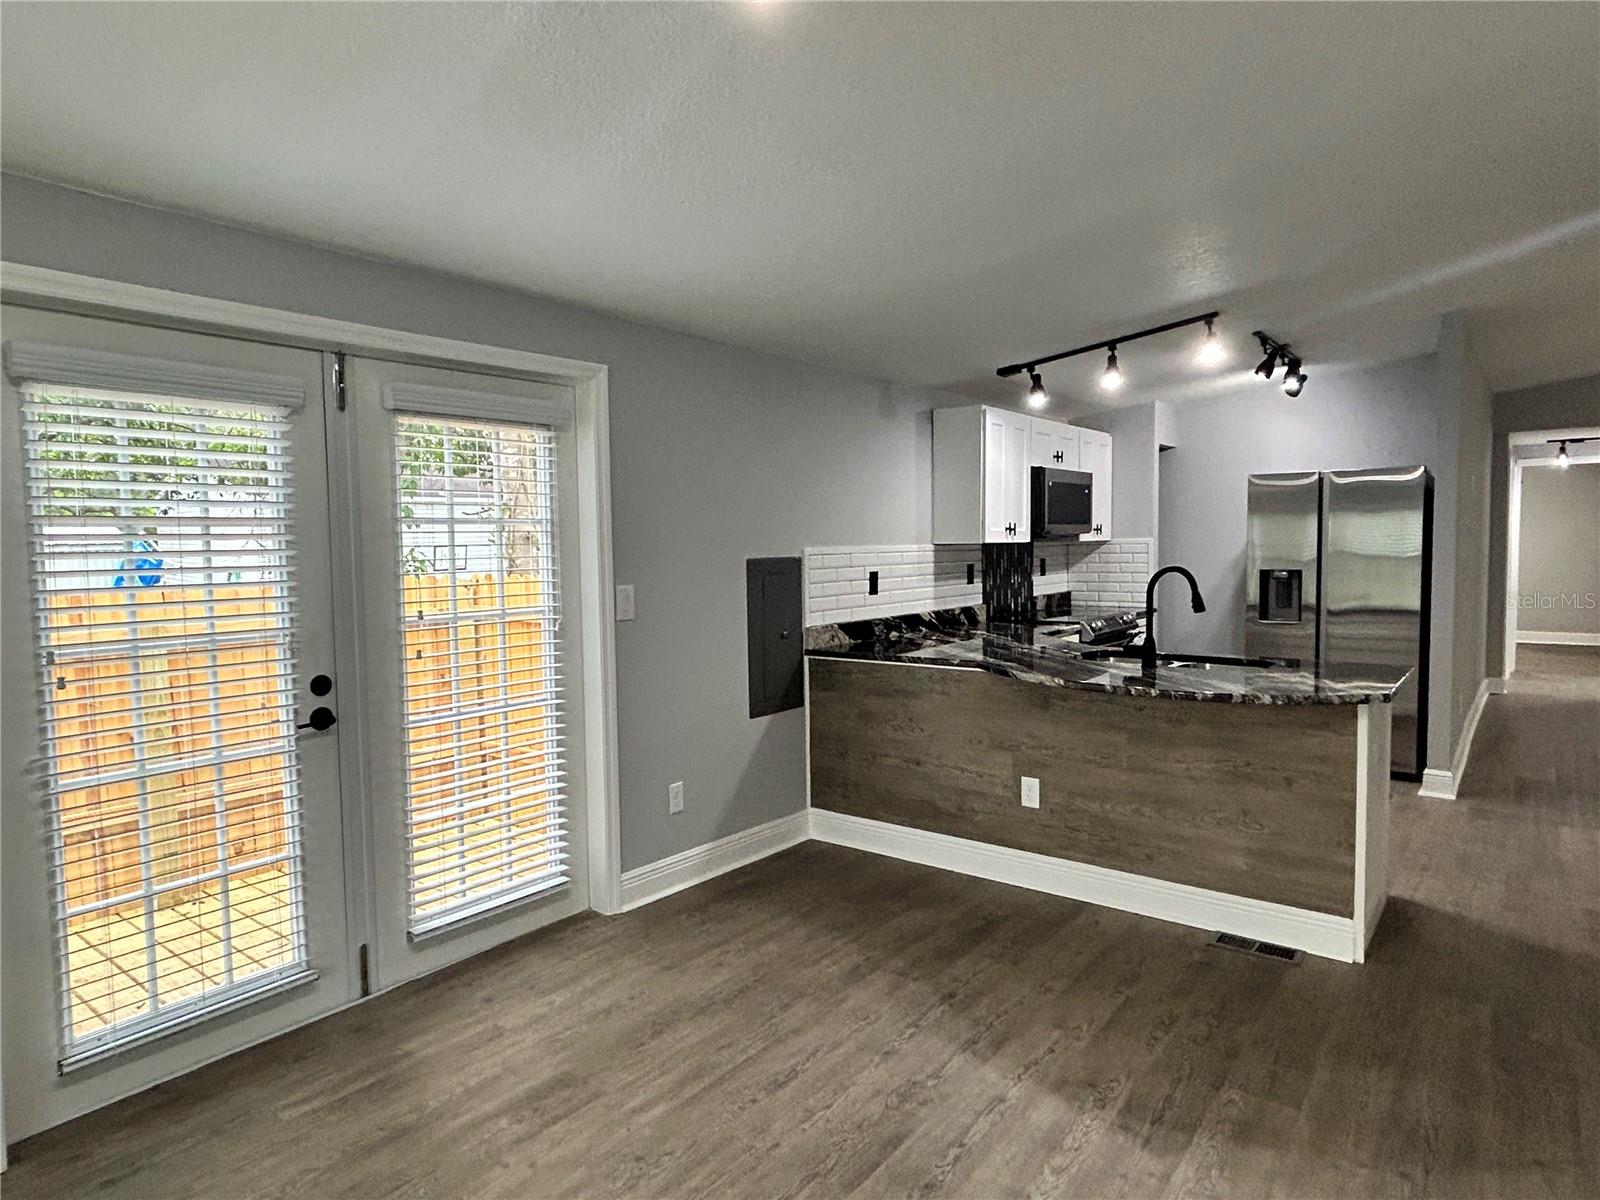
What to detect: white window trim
<box><xmin>383</xmin><ymin>380</ymin><xmax>574</xmax><ymax>428</ymax></box>
<box><xmin>0</xmin><ymin>261</ymin><xmax>624</xmax><ymax>922</ymax></box>
<box><xmin>4</xmin><ymin>340</ymin><xmax>309</xmax><ymax>409</ymax></box>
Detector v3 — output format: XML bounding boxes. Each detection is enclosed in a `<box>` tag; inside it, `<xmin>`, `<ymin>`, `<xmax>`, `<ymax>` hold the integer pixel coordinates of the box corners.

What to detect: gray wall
<box><xmin>1155</xmin><ymin>354</ymin><xmax>1442</xmax><ymax>659</ymax></box>
<box><xmin>0</xmin><ymin>173</ymin><xmax>959</xmax><ymax>872</ymax></box>
<box><xmin>1488</xmin><ymin>374</ymin><xmax>1600</xmax><ymax>669</ymax></box>
<box><xmin>1516</xmin><ymin>463</ymin><xmax>1600</xmax><ymax>635</ymax></box>
<box><xmin>1155</xmin><ymin>353</ymin><xmax>1468</xmax><ymax>769</ymax></box>
<box><xmin>1073</xmin><ymin>403</ymin><xmax>1159</xmax><ymax>541</ymax></box>
<box><xmin>1436</xmin><ymin>313</ymin><xmax>1492</xmax><ymax>758</ymax></box>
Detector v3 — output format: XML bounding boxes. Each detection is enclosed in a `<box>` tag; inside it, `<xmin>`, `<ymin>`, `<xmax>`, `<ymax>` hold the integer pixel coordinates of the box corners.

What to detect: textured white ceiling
<box><xmin>2</xmin><ymin>2</ymin><xmax>1597</xmax><ymax>410</ymax></box>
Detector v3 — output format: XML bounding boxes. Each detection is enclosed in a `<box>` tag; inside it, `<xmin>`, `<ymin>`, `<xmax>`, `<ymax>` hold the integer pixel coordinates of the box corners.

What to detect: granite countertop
<box><xmin>804</xmin><ymin>607</ymin><xmax>1410</xmax><ymax>706</ymax></box>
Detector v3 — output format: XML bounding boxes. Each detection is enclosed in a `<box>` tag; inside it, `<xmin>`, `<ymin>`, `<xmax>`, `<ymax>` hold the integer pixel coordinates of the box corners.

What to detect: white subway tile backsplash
<box><xmin>804</xmin><ymin>538</ymin><xmax>1153</xmax><ymax>626</ymax></box>
<box><xmin>1032</xmin><ymin>537</ymin><xmax>1152</xmax><ymax>608</ymax></box>
<box><xmin>804</xmin><ymin>542</ymin><xmax>982</xmax><ymax>626</ymax></box>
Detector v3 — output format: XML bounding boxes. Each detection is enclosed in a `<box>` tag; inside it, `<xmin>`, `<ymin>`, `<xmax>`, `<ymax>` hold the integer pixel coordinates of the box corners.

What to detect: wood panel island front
<box><xmin>804</xmin><ymin>609</ymin><xmax>1407</xmax><ymax>962</ymax></box>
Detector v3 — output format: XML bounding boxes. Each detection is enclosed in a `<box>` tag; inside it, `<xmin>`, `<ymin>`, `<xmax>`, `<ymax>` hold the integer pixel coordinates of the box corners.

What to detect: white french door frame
<box><xmin>0</xmin><ymin>308</ymin><xmax>356</xmax><ymax>1142</ymax></box>
<box><xmin>0</xmin><ymin>262</ymin><xmax>623</xmax><ymax>1150</ymax></box>
<box><xmin>341</xmin><ymin>357</ymin><xmax>592</xmax><ymax>992</ymax></box>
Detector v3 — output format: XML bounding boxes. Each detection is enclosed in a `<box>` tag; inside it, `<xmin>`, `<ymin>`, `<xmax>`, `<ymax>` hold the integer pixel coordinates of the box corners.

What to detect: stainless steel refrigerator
<box><xmin>1244</xmin><ymin>467</ymin><xmax>1433</xmax><ymax>779</ymax></box>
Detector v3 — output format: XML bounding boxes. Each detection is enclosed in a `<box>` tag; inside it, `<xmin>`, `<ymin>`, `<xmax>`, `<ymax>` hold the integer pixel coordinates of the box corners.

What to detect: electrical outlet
<box><xmin>615</xmin><ymin>584</ymin><xmax>636</xmax><ymax>621</ymax></box>
<box><xmin>668</xmin><ymin>780</ymin><xmax>685</xmax><ymax>814</ymax></box>
<box><xmin>1020</xmin><ymin>776</ymin><xmax>1040</xmax><ymax>809</ymax></box>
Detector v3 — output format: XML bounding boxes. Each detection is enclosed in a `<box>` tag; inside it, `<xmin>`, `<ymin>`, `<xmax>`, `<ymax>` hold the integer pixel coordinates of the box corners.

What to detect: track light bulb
<box><xmin>1196</xmin><ymin>319</ymin><xmax>1225</xmax><ymax>366</ymax></box>
<box><xmin>1100</xmin><ymin>347</ymin><xmax>1124</xmax><ymax>392</ymax></box>
<box><xmin>1027</xmin><ymin>370</ymin><xmax>1049</xmax><ymax>409</ymax></box>
<box><xmin>1281</xmin><ymin>359</ymin><xmax>1306</xmax><ymax>398</ymax></box>
<box><xmin>1557</xmin><ymin>440</ymin><xmax>1570</xmax><ymax>469</ymax></box>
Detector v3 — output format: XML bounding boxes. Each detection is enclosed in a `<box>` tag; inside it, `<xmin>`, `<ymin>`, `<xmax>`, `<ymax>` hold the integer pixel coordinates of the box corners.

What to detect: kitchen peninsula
<box><xmin>805</xmin><ymin>608</ymin><xmax>1407</xmax><ymax>962</ymax></box>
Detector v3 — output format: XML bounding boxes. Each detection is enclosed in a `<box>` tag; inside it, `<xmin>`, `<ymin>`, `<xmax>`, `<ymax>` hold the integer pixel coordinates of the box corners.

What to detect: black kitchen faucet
<box><xmin>1142</xmin><ymin>566</ymin><xmax>1207</xmax><ymax>673</ymax></box>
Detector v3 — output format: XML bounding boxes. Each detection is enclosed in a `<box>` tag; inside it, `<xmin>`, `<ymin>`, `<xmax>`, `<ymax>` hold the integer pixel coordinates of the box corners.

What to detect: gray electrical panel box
<box><xmin>746</xmin><ymin>556</ymin><xmax>803</xmax><ymax>718</ymax></box>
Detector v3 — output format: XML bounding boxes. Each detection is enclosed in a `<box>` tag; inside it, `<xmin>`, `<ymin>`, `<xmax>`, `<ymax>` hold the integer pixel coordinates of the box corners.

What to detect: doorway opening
<box><xmin>1502</xmin><ymin>425</ymin><xmax>1600</xmax><ymax>678</ymax></box>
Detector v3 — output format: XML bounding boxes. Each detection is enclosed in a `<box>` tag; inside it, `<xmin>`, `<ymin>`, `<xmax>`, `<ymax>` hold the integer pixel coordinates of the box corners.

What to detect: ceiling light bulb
<box><xmin>1281</xmin><ymin>359</ymin><xmax>1306</xmax><ymax>398</ymax></box>
<box><xmin>1027</xmin><ymin>370</ymin><xmax>1049</xmax><ymax>409</ymax></box>
<box><xmin>1196</xmin><ymin>319</ymin><xmax>1225</xmax><ymax>366</ymax></box>
<box><xmin>1100</xmin><ymin>347</ymin><xmax>1124</xmax><ymax>392</ymax></box>
<box><xmin>1557</xmin><ymin>440</ymin><xmax>1570</xmax><ymax>469</ymax></box>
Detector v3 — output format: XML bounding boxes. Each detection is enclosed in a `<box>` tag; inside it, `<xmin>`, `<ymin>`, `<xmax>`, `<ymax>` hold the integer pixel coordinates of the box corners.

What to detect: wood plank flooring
<box><xmin>6</xmin><ymin>646</ymin><xmax>1597</xmax><ymax>1199</ymax></box>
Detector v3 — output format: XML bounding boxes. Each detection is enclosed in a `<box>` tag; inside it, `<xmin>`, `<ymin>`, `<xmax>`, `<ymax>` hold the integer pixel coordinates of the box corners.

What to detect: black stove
<box><xmin>1038</xmin><ymin>608</ymin><xmax>1144</xmax><ymax>646</ymax></box>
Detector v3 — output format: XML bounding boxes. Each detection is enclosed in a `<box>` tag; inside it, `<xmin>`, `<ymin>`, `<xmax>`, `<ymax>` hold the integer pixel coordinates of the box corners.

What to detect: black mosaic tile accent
<box><xmin>982</xmin><ymin>541</ymin><xmax>1035</xmax><ymax>622</ymax></box>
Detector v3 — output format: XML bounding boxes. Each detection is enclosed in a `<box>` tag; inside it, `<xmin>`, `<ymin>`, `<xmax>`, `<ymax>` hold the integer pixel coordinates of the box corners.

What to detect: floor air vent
<box><xmin>1208</xmin><ymin>931</ymin><xmax>1303</xmax><ymax>964</ymax></box>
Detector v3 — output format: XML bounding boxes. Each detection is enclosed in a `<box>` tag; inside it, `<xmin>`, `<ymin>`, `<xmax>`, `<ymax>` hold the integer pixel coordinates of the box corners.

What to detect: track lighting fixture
<box><xmin>1100</xmin><ymin>347</ymin><xmax>1124</xmax><ymax>392</ymax></box>
<box><xmin>1196</xmin><ymin>317</ymin><xmax>1225</xmax><ymax>366</ymax></box>
<box><xmin>1251</xmin><ymin>331</ymin><xmax>1306</xmax><ymax>397</ymax></box>
<box><xmin>1281</xmin><ymin>358</ymin><xmax>1307</xmax><ymax>398</ymax></box>
<box><xmin>996</xmin><ymin>310</ymin><xmax>1219</xmax><ymax>400</ymax></box>
<box><xmin>1544</xmin><ymin>436</ymin><xmax>1594</xmax><ymax>467</ymax></box>
<box><xmin>1027</xmin><ymin>370</ymin><xmax>1049</xmax><ymax>408</ymax></box>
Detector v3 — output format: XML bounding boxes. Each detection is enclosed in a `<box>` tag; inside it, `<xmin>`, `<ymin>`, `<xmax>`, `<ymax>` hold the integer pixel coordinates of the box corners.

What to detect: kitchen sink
<box><xmin>1067</xmin><ymin>647</ymin><xmax>1300</xmax><ymax>670</ymax></box>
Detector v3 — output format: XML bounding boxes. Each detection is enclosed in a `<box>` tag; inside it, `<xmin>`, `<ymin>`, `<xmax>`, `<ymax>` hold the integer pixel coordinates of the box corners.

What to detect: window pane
<box><xmin>394</xmin><ymin>416</ymin><xmax>567</xmax><ymax>935</ymax></box>
<box><xmin>22</xmin><ymin>388</ymin><xmax>311</xmax><ymax>1061</ymax></box>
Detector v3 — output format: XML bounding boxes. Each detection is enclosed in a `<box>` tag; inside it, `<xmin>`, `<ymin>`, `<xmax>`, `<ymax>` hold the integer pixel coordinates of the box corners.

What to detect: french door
<box><xmin>1</xmin><ymin>310</ymin><xmax>587</xmax><ymax>1140</ymax></box>
<box><xmin>1</xmin><ymin>307</ymin><xmax>354</xmax><ymax>1138</ymax></box>
<box><xmin>341</xmin><ymin>357</ymin><xmax>588</xmax><ymax>992</ymax></box>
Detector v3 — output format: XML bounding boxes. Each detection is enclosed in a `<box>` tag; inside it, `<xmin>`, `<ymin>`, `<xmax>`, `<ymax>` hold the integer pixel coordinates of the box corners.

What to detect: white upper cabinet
<box><xmin>933</xmin><ymin>405</ymin><xmax>1031</xmax><ymax>543</ymax></box>
<box><xmin>1078</xmin><ymin>427</ymin><xmax>1113</xmax><ymax>540</ymax></box>
<box><xmin>1028</xmin><ymin>418</ymin><xmax>1080</xmax><ymax>470</ymax></box>
<box><xmin>934</xmin><ymin>407</ymin><xmax>1112</xmax><ymax>544</ymax></box>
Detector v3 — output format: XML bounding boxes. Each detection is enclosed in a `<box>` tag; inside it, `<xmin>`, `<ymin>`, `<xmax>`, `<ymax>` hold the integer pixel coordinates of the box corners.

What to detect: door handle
<box><xmin>297</xmin><ymin>706</ymin><xmax>337</xmax><ymax>733</ymax></box>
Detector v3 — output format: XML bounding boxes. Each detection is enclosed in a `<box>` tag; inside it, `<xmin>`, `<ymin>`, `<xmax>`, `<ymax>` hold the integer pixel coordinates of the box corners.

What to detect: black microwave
<box><xmin>1031</xmin><ymin>466</ymin><xmax>1096</xmax><ymax>538</ymax></box>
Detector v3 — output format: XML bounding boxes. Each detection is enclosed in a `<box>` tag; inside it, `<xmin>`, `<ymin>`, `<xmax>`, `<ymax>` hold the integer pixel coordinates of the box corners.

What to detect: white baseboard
<box><xmin>808</xmin><ymin>809</ymin><xmax>1360</xmax><ymax>962</ymax></box>
<box><xmin>1417</xmin><ymin>768</ymin><xmax>1457</xmax><ymax>800</ymax></box>
<box><xmin>618</xmin><ymin>811</ymin><xmax>809</xmax><ymax>911</ymax></box>
<box><xmin>1516</xmin><ymin>631</ymin><xmax>1600</xmax><ymax>646</ymax></box>
<box><xmin>1417</xmin><ymin>676</ymin><xmax>1504</xmax><ymax>800</ymax></box>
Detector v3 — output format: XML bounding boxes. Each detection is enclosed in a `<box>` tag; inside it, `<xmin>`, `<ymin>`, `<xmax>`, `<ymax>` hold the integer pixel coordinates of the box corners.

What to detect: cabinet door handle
<box><xmin>1053</xmin><ymin>451</ymin><xmax>1063</xmax><ymax>463</ymax></box>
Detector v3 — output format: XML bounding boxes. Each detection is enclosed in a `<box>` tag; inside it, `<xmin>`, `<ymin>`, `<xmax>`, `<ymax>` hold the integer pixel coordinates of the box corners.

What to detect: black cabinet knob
<box><xmin>309</xmin><ymin>673</ymin><xmax>333</xmax><ymax>696</ymax></box>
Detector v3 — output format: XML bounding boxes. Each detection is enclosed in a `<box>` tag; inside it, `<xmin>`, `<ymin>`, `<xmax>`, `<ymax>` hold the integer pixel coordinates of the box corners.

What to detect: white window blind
<box><xmin>394</xmin><ymin>415</ymin><xmax>567</xmax><ymax>938</ymax></box>
<box><xmin>20</xmin><ymin>386</ymin><xmax>314</xmax><ymax>1069</ymax></box>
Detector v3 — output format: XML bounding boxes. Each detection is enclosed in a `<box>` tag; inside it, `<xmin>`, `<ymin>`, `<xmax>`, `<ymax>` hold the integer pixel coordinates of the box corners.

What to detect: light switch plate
<box><xmin>668</xmin><ymin>780</ymin><xmax>685</xmax><ymax>815</ymax></box>
<box><xmin>1021</xmin><ymin>776</ymin><xmax>1040</xmax><ymax>809</ymax></box>
<box><xmin>615</xmin><ymin>584</ymin><xmax>636</xmax><ymax>621</ymax></box>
